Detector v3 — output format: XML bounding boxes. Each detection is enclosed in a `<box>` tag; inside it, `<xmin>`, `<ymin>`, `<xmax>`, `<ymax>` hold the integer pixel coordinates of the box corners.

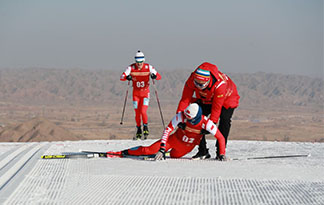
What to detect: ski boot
<box><xmin>192</xmin><ymin>148</ymin><xmax>211</xmax><ymax>160</ymax></box>
<box><xmin>133</xmin><ymin>126</ymin><xmax>142</xmax><ymax>140</ymax></box>
<box><xmin>143</xmin><ymin>124</ymin><xmax>149</xmax><ymax>140</ymax></box>
<box><xmin>106</xmin><ymin>151</ymin><xmax>123</xmax><ymax>158</ymax></box>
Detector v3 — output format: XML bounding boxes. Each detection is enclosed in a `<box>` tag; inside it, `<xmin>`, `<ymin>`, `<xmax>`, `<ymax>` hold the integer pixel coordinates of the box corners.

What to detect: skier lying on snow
<box><xmin>108</xmin><ymin>103</ymin><xmax>227</xmax><ymax>161</ymax></box>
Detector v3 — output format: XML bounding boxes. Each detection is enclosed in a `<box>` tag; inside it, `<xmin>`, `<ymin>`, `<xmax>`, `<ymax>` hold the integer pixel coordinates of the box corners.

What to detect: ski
<box><xmin>81</xmin><ymin>151</ymin><xmax>156</xmax><ymax>159</ymax></box>
<box><xmin>41</xmin><ymin>153</ymin><xmax>101</xmax><ymax>159</ymax></box>
<box><xmin>41</xmin><ymin>151</ymin><xmax>112</xmax><ymax>159</ymax></box>
<box><xmin>41</xmin><ymin>151</ymin><xmax>153</xmax><ymax>160</ymax></box>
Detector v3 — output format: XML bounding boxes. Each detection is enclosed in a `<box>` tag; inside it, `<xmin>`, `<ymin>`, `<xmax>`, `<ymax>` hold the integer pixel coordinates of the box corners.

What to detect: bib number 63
<box><xmin>182</xmin><ymin>135</ymin><xmax>194</xmax><ymax>143</ymax></box>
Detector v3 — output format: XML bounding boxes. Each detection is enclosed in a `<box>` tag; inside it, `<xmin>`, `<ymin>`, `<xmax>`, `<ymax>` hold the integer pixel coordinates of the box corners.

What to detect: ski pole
<box><xmin>231</xmin><ymin>153</ymin><xmax>310</xmax><ymax>161</ymax></box>
<box><xmin>152</xmin><ymin>79</ymin><xmax>165</xmax><ymax>129</ymax></box>
<box><xmin>120</xmin><ymin>81</ymin><xmax>130</xmax><ymax>125</ymax></box>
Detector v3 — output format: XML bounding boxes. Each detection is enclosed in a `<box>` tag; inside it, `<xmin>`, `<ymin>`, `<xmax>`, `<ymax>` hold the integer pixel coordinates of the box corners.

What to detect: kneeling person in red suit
<box><xmin>109</xmin><ymin>103</ymin><xmax>227</xmax><ymax>161</ymax></box>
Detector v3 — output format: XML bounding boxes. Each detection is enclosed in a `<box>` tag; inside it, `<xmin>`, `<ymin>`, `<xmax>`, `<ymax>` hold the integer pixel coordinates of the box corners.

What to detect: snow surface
<box><xmin>0</xmin><ymin>140</ymin><xmax>323</xmax><ymax>204</ymax></box>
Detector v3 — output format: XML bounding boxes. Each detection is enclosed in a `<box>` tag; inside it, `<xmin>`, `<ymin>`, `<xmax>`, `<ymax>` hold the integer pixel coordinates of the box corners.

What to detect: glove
<box><xmin>154</xmin><ymin>148</ymin><xmax>166</xmax><ymax>161</ymax></box>
<box><xmin>151</xmin><ymin>73</ymin><xmax>157</xmax><ymax>79</ymax></box>
<box><xmin>177</xmin><ymin>122</ymin><xmax>186</xmax><ymax>130</ymax></box>
<box><xmin>216</xmin><ymin>155</ymin><xmax>227</xmax><ymax>161</ymax></box>
<box><xmin>126</xmin><ymin>75</ymin><xmax>132</xmax><ymax>81</ymax></box>
<box><xmin>200</xmin><ymin>129</ymin><xmax>210</xmax><ymax>135</ymax></box>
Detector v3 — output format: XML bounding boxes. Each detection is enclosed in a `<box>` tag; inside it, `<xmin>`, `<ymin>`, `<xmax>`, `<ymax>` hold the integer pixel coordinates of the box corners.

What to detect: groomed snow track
<box><xmin>0</xmin><ymin>140</ymin><xmax>323</xmax><ymax>204</ymax></box>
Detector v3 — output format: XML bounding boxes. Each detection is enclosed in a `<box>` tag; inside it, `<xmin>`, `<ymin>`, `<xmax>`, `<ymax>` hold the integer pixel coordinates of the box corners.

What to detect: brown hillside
<box><xmin>0</xmin><ymin>68</ymin><xmax>323</xmax><ymax>109</ymax></box>
<box><xmin>0</xmin><ymin>117</ymin><xmax>83</xmax><ymax>142</ymax></box>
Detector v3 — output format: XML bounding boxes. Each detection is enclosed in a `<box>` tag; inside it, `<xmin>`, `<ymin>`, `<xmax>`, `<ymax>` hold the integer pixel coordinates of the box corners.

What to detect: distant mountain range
<box><xmin>0</xmin><ymin>68</ymin><xmax>323</xmax><ymax>109</ymax></box>
<box><xmin>0</xmin><ymin>117</ymin><xmax>83</xmax><ymax>142</ymax></box>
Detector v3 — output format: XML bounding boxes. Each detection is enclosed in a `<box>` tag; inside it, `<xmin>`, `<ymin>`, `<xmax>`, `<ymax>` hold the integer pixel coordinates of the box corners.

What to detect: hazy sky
<box><xmin>0</xmin><ymin>0</ymin><xmax>323</xmax><ymax>77</ymax></box>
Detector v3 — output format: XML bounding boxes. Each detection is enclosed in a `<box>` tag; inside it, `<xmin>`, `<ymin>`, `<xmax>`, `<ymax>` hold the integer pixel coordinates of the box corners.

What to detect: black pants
<box><xmin>198</xmin><ymin>103</ymin><xmax>235</xmax><ymax>155</ymax></box>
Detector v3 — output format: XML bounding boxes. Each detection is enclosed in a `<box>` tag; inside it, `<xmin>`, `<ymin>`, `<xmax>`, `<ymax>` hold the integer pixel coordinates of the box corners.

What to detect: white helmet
<box><xmin>184</xmin><ymin>103</ymin><xmax>199</xmax><ymax>119</ymax></box>
<box><xmin>184</xmin><ymin>103</ymin><xmax>202</xmax><ymax>124</ymax></box>
<box><xmin>135</xmin><ymin>50</ymin><xmax>145</xmax><ymax>62</ymax></box>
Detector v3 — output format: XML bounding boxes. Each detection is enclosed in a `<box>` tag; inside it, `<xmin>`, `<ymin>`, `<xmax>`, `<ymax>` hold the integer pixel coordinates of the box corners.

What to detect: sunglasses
<box><xmin>194</xmin><ymin>79</ymin><xmax>209</xmax><ymax>89</ymax></box>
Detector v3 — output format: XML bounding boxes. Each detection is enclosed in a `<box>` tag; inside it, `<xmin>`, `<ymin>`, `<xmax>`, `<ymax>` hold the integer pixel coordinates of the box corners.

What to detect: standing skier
<box><xmin>120</xmin><ymin>51</ymin><xmax>161</xmax><ymax>140</ymax></box>
<box><xmin>108</xmin><ymin>103</ymin><xmax>227</xmax><ymax>161</ymax></box>
<box><xmin>177</xmin><ymin>62</ymin><xmax>240</xmax><ymax>159</ymax></box>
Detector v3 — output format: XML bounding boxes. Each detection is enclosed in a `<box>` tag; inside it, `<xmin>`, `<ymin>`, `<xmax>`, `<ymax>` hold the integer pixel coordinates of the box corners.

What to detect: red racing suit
<box><xmin>176</xmin><ymin>62</ymin><xmax>240</xmax><ymax>123</ymax></box>
<box><xmin>127</xmin><ymin>112</ymin><xmax>226</xmax><ymax>158</ymax></box>
<box><xmin>120</xmin><ymin>63</ymin><xmax>161</xmax><ymax>126</ymax></box>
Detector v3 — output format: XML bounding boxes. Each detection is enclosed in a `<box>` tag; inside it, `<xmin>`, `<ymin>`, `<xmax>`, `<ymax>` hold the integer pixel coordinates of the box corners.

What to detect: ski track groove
<box><xmin>0</xmin><ymin>144</ymin><xmax>41</xmax><ymax>191</ymax></box>
<box><xmin>0</xmin><ymin>144</ymin><xmax>30</xmax><ymax>171</ymax></box>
